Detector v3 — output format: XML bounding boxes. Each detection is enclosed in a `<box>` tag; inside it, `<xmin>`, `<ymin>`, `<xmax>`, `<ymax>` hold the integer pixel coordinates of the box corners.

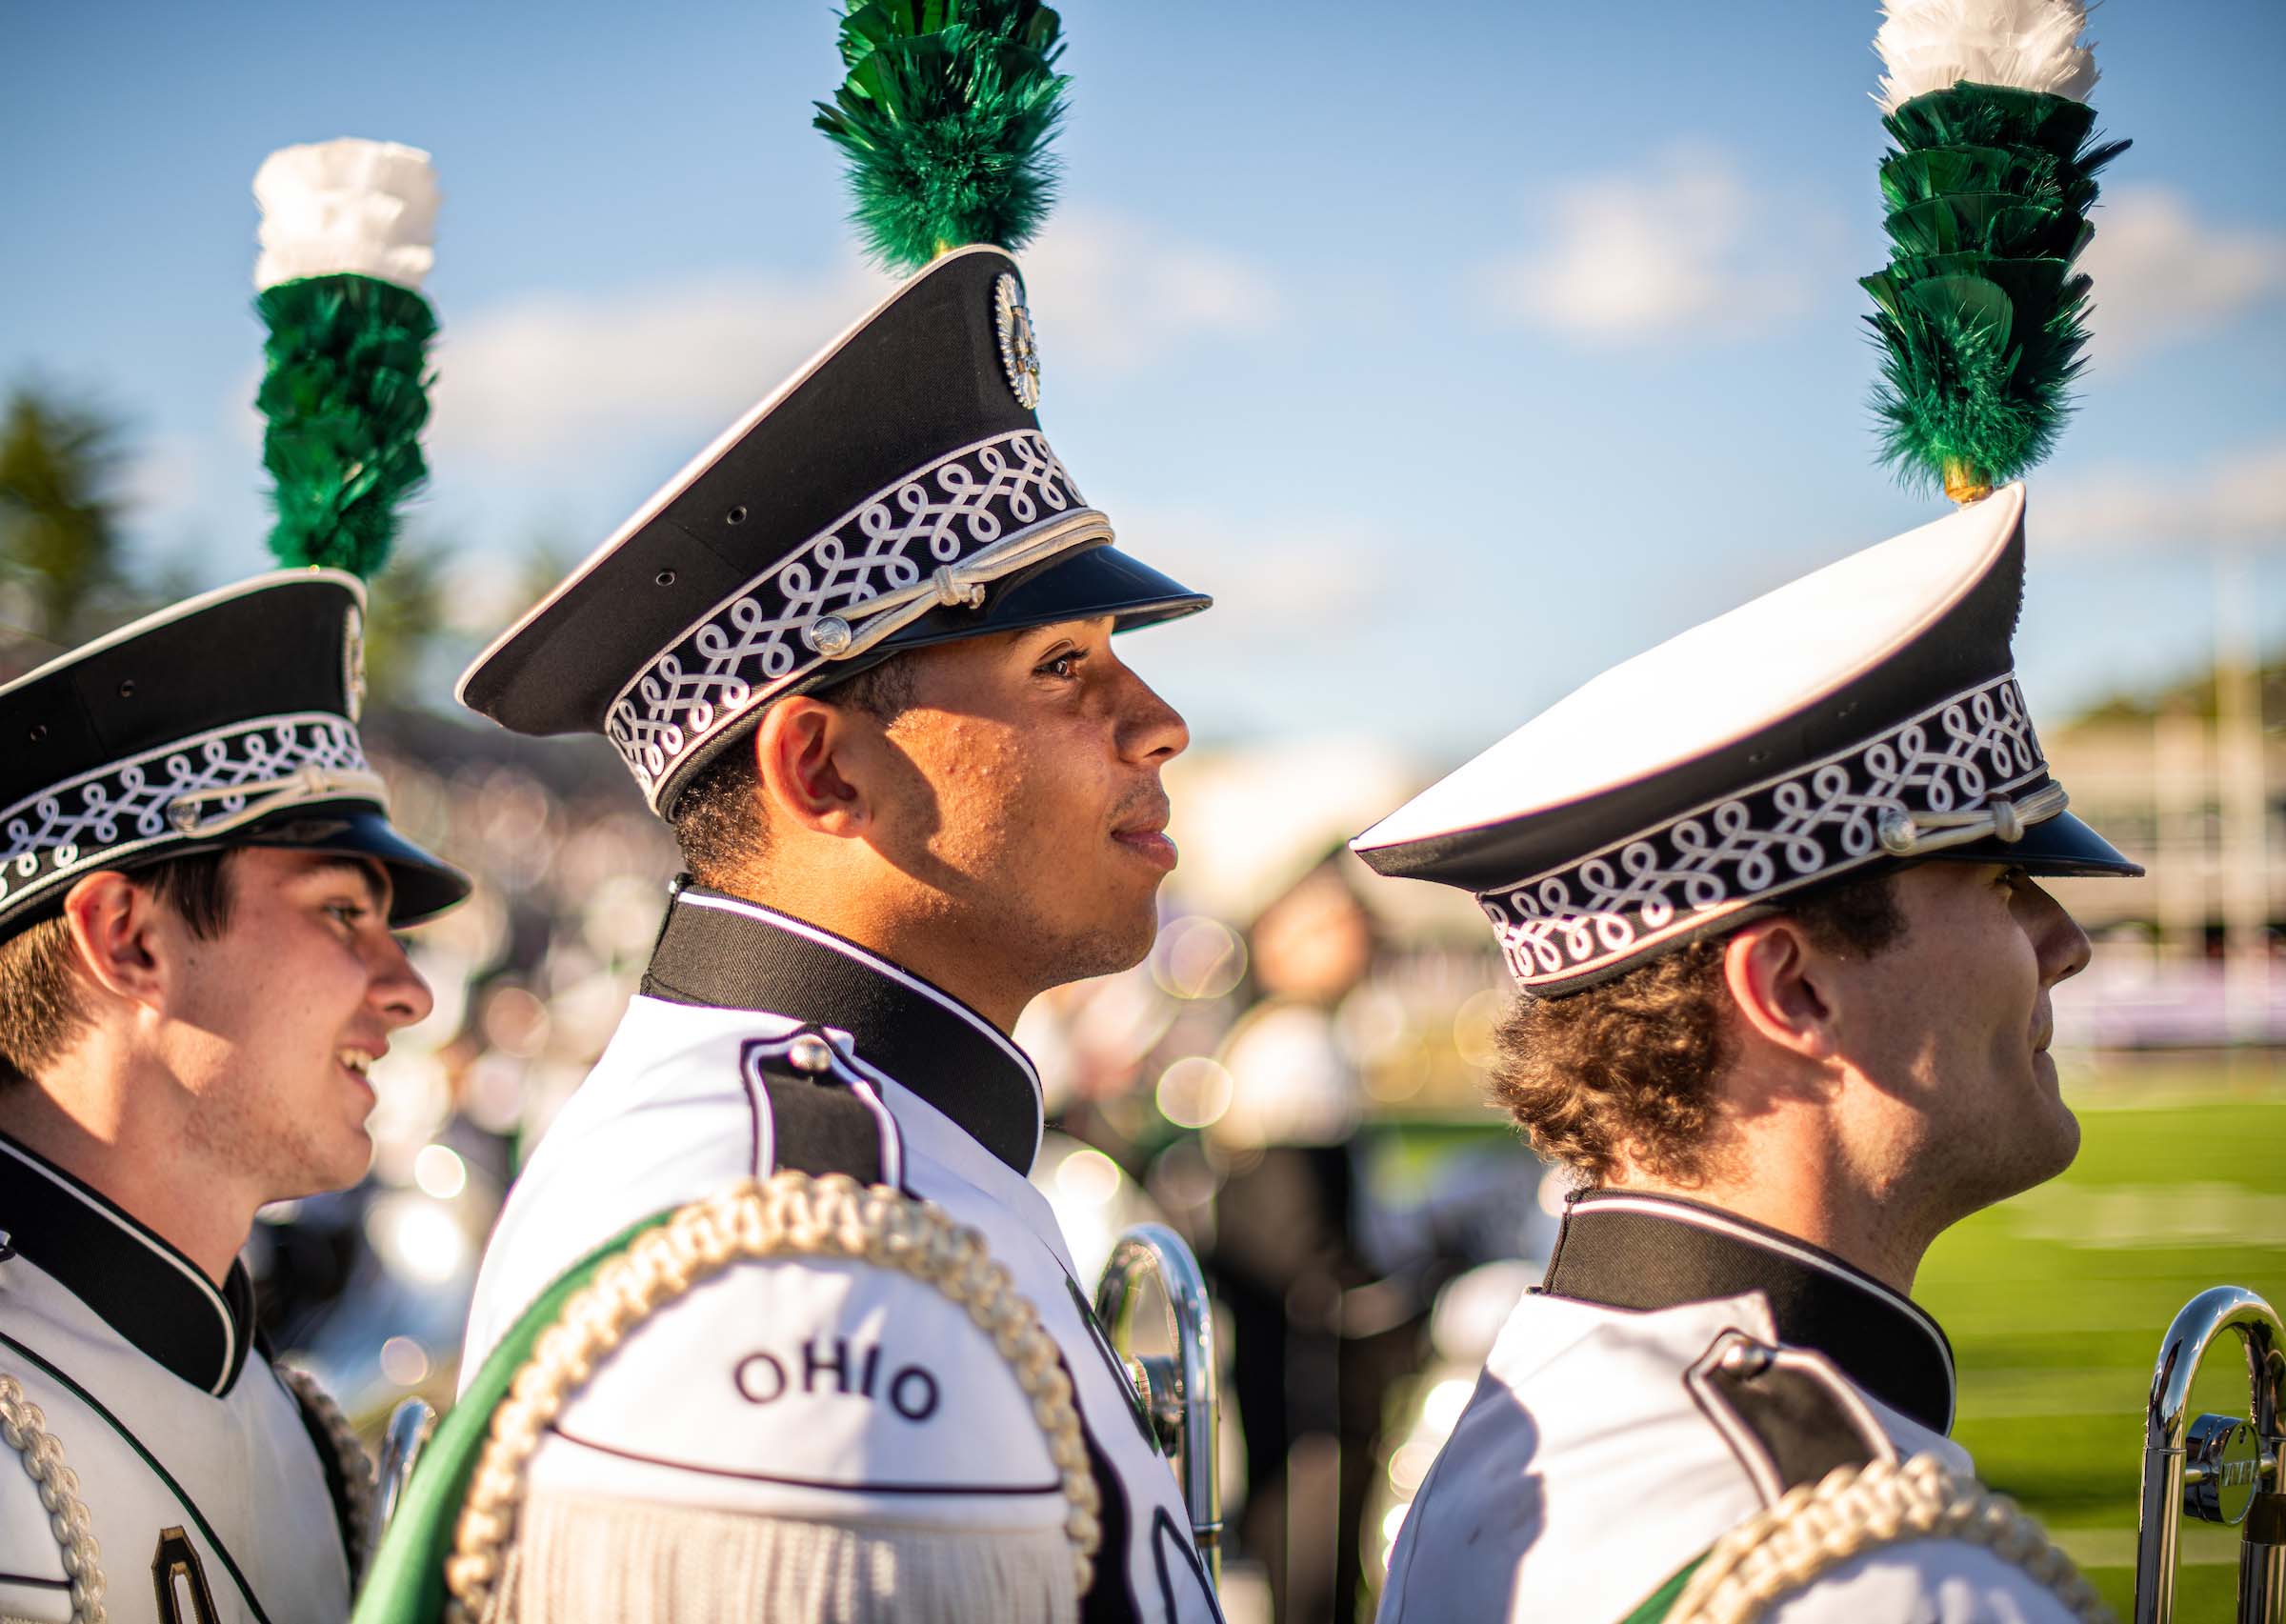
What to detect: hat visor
<box><xmin>870</xmin><ymin>541</ymin><xmax>1210</xmax><ymax>656</ymax></box>
<box><xmin>236</xmin><ymin>806</ymin><xmax>472</xmax><ymax>926</ymax></box>
<box><xmin>658</xmin><ymin>542</ymin><xmax>1210</xmax><ymax>814</ymax></box>
<box><xmin>1913</xmin><ymin>807</ymin><xmax>2144</xmax><ymax>879</ymax></box>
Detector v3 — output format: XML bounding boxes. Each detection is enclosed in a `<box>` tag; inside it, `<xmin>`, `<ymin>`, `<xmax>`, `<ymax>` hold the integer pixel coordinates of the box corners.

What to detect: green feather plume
<box><xmin>1860</xmin><ymin>82</ymin><xmax>2127</xmax><ymax>499</ymax></box>
<box><xmin>813</xmin><ymin>0</ymin><xmax>1071</xmax><ymax>271</ymax></box>
<box><xmin>254</xmin><ymin>272</ymin><xmax>436</xmax><ymax>577</ymax></box>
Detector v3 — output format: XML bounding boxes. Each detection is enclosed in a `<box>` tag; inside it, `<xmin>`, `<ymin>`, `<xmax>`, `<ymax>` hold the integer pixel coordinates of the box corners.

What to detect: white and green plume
<box><xmin>1860</xmin><ymin>0</ymin><xmax>2127</xmax><ymax>502</ymax></box>
<box><xmin>251</xmin><ymin>138</ymin><xmax>440</xmax><ymax>577</ymax></box>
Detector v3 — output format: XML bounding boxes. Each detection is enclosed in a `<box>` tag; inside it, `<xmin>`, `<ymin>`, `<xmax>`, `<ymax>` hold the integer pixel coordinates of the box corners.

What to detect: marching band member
<box><xmin>359</xmin><ymin>6</ymin><xmax>1224</xmax><ymax>1619</ymax></box>
<box><xmin>0</xmin><ymin>138</ymin><xmax>465</xmax><ymax>1624</ymax></box>
<box><xmin>1360</xmin><ymin>4</ymin><xmax>2135</xmax><ymax>1618</ymax></box>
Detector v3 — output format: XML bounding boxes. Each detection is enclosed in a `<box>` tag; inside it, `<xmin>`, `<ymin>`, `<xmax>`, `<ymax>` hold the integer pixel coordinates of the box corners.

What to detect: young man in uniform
<box><xmin>431</xmin><ymin>231</ymin><xmax>1219</xmax><ymax>1618</ymax></box>
<box><xmin>1354</xmin><ymin>488</ymin><xmax>2131</xmax><ymax>1621</ymax></box>
<box><xmin>355</xmin><ymin>9</ymin><xmax>1224</xmax><ymax>1618</ymax></box>
<box><xmin>0</xmin><ymin>570</ymin><xmax>468</xmax><ymax>1624</ymax></box>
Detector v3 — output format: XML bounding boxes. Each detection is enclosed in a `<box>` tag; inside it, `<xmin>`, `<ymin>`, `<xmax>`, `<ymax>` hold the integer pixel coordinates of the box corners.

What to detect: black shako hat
<box><xmin>0</xmin><ymin>572</ymin><xmax>469</xmax><ymax>936</ymax></box>
<box><xmin>456</xmin><ymin>245</ymin><xmax>1210</xmax><ymax>816</ymax></box>
<box><xmin>1352</xmin><ymin>486</ymin><xmax>2138</xmax><ymax>995</ymax></box>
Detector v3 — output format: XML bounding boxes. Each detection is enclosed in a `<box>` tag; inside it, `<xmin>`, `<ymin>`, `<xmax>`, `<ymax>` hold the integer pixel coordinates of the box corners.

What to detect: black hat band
<box><xmin>606</xmin><ymin>428</ymin><xmax>1098</xmax><ymax>807</ymax></box>
<box><xmin>1479</xmin><ymin>672</ymin><xmax>2052</xmax><ymax>992</ymax></box>
<box><xmin>1</xmin><ymin>713</ymin><xmax>375</xmax><ymax>920</ymax></box>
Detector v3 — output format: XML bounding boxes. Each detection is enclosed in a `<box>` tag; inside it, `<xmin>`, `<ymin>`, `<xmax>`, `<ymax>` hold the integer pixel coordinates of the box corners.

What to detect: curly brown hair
<box><xmin>1489</xmin><ymin>869</ymin><xmax>1906</xmax><ymax>1186</ymax></box>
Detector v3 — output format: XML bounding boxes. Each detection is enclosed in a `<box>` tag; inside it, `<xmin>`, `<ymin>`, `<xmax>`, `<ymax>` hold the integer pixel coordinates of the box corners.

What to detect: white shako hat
<box><xmin>1351</xmin><ymin>485</ymin><xmax>2139</xmax><ymax>996</ymax></box>
<box><xmin>0</xmin><ymin>572</ymin><xmax>470</xmax><ymax>936</ymax></box>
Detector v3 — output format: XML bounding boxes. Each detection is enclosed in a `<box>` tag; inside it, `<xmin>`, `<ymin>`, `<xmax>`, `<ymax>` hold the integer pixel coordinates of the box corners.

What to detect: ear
<box><xmin>1721</xmin><ymin>917</ymin><xmax>1841</xmax><ymax>1064</ymax></box>
<box><xmin>57</xmin><ymin>871</ymin><xmax>169</xmax><ymax>1009</ymax></box>
<box><xmin>753</xmin><ymin>696</ymin><xmax>871</xmax><ymax>840</ymax></box>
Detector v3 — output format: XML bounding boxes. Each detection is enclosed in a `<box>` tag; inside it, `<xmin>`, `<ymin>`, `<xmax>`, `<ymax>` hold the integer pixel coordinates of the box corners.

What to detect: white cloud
<box><xmin>2037</xmin><ymin>439</ymin><xmax>2286</xmax><ymax>551</ymax></box>
<box><xmin>1471</xmin><ymin>144</ymin><xmax>1816</xmax><ymax>346</ymax></box>
<box><xmin>421</xmin><ymin>211</ymin><xmax>1275</xmax><ymax>468</ymax></box>
<box><xmin>1015</xmin><ymin>208</ymin><xmax>1278</xmax><ymax>371</ymax></box>
<box><xmin>429</xmin><ymin>262</ymin><xmax>892</xmax><ymax>466</ymax></box>
<box><xmin>118</xmin><ymin>432</ymin><xmax>205</xmax><ymax>531</ymax></box>
<box><xmin>2083</xmin><ymin>186</ymin><xmax>2286</xmax><ymax>366</ymax></box>
<box><xmin>1113</xmin><ymin>505</ymin><xmax>1385</xmax><ymax>629</ymax></box>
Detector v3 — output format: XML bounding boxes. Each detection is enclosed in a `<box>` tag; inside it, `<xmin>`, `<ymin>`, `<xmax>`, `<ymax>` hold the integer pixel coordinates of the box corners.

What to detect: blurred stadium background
<box><xmin>4</xmin><ymin>385</ymin><xmax>2282</xmax><ymax>1620</ymax></box>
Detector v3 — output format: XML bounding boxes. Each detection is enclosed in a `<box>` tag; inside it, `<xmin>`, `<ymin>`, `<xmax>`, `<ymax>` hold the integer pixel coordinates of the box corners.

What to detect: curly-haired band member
<box><xmin>1353</xmin><ymin>488</ymin><xmax>2136</xmax><ymax>1624</ymax></box>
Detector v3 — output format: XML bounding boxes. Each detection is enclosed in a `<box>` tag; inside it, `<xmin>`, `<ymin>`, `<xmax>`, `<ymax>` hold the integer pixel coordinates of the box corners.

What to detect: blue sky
<box><xmin>5</xmin><ymin>0</ymin><xmax>2281</xmax><ymax>765</ymax></box>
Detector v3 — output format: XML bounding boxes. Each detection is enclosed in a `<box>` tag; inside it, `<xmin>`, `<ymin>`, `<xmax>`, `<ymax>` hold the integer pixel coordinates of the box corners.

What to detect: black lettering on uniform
<box><xmin>861</xmin><ymin>1343</ymin><xmax>883</xmax><ymax>1399</ymax></box>
<box><xmin>151</xmin><ymin>1526</ymin><xmax>219</xmax><ymax>1624</ymax></box>
<box><xmin>889</xmin><ymin>1365</ymin><xmax>940</xmax><ymax>1422</ymax></box>
<box><xmin>804</xmin><ymin>1336</ymin><xmax>852</xmax><ymax>1394</ymax></box>
<box><xmin>734</xmin><ymin>1353</ymin><xmax>789</xmax><ymax>1404</ymax></box>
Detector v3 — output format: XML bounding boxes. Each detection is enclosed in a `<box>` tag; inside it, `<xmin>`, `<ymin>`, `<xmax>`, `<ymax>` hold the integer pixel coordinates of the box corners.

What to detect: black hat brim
<box><xmin>657</xmin><ymin>542</ymin><xmax>1208</xmax><ymax>814</ymax></box>
<box><xmin>777</xmin><ymin>540</ymin><xmax>1207</xmax><ymax>696</ymax></box>
<box><xmin>232</xmin><ymin>807</ymin><xmax>472</xmax><ymax>926</ymax></box>
<box><xmin>1913</xmin><ymin>808</ymin><xmax>2144</xmax><ymax>879</ymax></box>
<box><xmin>874</xmin><ymin>541</ymin><xmax>1209</xmax><ymax>655</ymax></box>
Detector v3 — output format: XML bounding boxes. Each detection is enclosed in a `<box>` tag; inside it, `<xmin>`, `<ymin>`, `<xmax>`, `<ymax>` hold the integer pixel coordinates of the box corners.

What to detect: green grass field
<box><xmin>1917</xmin><ymin>1059</ymin><xmax>2286</xmax><ymax>1618</ymax></box>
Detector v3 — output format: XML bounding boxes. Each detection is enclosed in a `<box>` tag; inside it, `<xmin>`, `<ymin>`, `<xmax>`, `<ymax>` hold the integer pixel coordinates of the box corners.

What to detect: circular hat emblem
<box><xmin>994</xmin><ymin>272</ymin><xmax>1041</xmax><ymax>410</ymax></box>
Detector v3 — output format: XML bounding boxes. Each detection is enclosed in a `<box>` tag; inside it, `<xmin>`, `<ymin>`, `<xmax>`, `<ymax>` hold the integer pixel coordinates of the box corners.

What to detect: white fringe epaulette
<box><xmin>252</xmin><ymin>137</ymin><xmax>439</xmax><ymax>292</ymax></box>
<box><xmin>507</xmin><ymin>1491</ymin><xmax>1081</xmax><ymax>1624</ymax></box>
<box><xmin>1873</xmin><ymin>0</ymin><xmax>2099</xmax><ymax>113</ymax></box>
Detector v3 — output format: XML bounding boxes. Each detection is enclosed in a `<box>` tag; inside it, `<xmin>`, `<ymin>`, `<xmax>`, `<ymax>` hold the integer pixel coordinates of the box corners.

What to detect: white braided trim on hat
<box><xmin>1479</xmin><ymin>672</ymin><xmax>2051</xmax><ymax>992</ymax></box>
<box><xmin>275</xmin><ymin>1363</ymin><xmax>376</xmax><ymax>1579</ymax></box>
<box><xmin>0</xmin><ymin>712</ymin><xmax>377</xmax><ymax>921</ymax></box>
<box><xmin>1668</xmin><ymin>1452</ymin><xmax>2113</xmax><ymax>1624</ymax></box>
<box><xmin>603</xmin><ymin>428</ymin><xmax>1100</xmax><ymax>809</ymax></box>
<box><xmin>442</xmin><ymin>1171</ymin><xmax>1104</xmax><ymax>1624</ymax></box>
<box><xmin>0</xmin><ymin>1373</ymin><xmax>107</xmax><ymax>1624</ymax></box>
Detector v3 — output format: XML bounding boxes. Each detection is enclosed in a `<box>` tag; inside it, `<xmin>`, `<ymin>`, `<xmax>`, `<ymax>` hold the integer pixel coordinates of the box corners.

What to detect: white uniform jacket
<box><xmin>1377</xmin><ymin>1191</ymin><xmax>2082</xmax><ymax>1624</ymax></box>
<box><xmin>0</xmin><ymin>1134</ymin><xmax>356</xmax><ymax>1624</ymax></box>
<box><xmin>462</xmin><ymin>887</ymin><xmax>1221</xmax><ymax>1623</ymax></box>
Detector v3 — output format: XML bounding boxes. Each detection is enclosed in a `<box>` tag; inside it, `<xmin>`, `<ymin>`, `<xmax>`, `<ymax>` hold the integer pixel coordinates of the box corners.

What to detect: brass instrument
<box><xmin>372</xmin><ymin>1395</ymin><xmax>438</xmax><ymax>1553</ymax></box>
<box><xmin>1095</xmin><ymin>1223</ymin><xmax>1223</xmax><ymax>1587</ymax></box>
<box><xmin>2135</xmin><ymin>1285</ymin><xmax>2286</xmax><ymax>1623</ymax></box>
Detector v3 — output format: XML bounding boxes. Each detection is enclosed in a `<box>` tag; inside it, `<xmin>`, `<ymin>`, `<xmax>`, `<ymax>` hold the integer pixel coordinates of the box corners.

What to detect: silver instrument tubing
<box><xmin>2135</xmin><ymin>1284</ymin><xmax>2286</xmax><ymax>1624</ymax></box>
<box><xmin>373</xmin><ymin>1395</ymin><xmax>439</xmax><ymax>1559</ymax></box>
<box><xmin>1095</xmin><ymin>1223</ymin><xmax>1223</xmax><ymax>1589</ymax></box>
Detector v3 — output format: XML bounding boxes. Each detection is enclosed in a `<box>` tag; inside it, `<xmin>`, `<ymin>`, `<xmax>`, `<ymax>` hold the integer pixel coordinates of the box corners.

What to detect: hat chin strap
<box><xmin>1874</xmin><ymin>780</ymin><xmax>2069</xmax><ymax>857</ymax></box>
<box><xmin>798</xmin><ymin>509</ymin><xmax>1113</xmax><ymax>664</ymax></box>
<box><xmin>166</xmin><ymin>764</ymin><xmax>392</xmax><ymax>839</ymax></box>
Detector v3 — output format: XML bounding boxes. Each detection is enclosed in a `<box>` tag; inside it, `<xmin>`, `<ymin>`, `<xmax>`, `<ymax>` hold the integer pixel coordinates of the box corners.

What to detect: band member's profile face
<box><xmin>158</xmin><ymin>848</ymin><xmax>433</xmax><ymax>1198</ymax></box>
<box><xmin>1826</xmin><ymin>860</ymin><xmax>2093</xmax><ymax>1218</ymax></box>
<box><xmin>868</xmin><ymin>615</ymin><xmax>1190</xmax><ymax>989</ymax></box>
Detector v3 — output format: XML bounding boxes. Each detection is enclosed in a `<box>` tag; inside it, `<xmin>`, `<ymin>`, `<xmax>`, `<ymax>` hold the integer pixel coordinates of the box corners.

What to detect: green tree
<box><xmin>363</xmin><ymin>533</ymin><xmax>447</xmax><ymax>713</ymax></box>
<box><xmin>0</xmin><ymin>383</ymin><xmax>132</xmax><ymax>657</ymax></box>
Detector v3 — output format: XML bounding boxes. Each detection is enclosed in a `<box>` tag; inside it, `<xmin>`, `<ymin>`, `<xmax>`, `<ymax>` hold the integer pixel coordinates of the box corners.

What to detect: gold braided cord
<box><xmin>275</xmin><ymin>1362</ymin><xmax>376</xmax><ymax>1579</ymax></box>
<box><xmin>1670</xmin><ymin>1453</ymin><xmax>2114</xmax><ymax>1624</ymax></box>
<box><xmin>443</xmin><ymin>1172</ymin><xmax>1104</xmax><ymax>1624</ymax></box>
<box><xmin>0</xmin><ymin>1372</ymin><xmax>107</xmax><ymax>1624</ymax></box>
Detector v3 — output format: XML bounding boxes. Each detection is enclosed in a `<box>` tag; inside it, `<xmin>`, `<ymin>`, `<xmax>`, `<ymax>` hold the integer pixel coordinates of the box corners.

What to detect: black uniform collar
<box><xmin>640</xmin><ymin>885</ymin><xmax>1045</xmax><ymax>1177</ymax></box>
<box><xmin>0</xmin><ymin>1131</ymin><xmax>257</xmax><ymax>1397</ymax></box>
<box><xmin>1541</xmin><ymin>1190</ymin><xmax>1956</xmax><ymax>1434</ymax></box>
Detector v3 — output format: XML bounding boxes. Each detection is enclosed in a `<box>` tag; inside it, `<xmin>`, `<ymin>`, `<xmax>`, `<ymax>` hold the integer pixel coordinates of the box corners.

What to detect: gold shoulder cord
<box><xmin>1670</xmin><ymin>1453</ymin><xmax>2114</xmax><ymax>1624</ymax></box>
<box><xmin>0</xmin><ymin>1372</ymin><xmax>107</xmax><ymax>1623</ymax></box>
<box><xmin>443</xmin><ymin>1170</ymin><xmax>1104</xmax><ymax>1624</ymax></box>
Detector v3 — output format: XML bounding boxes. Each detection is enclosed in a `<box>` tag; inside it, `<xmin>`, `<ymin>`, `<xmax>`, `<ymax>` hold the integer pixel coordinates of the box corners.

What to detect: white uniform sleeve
<box><xmin>504</xmin><ymin>1251</ymin><xmax>1085</xmax><ymax>1624</ymax></box>
<box><xmin>1764</xmin><ymin>1537</ymin><xmax>2089</xmax><ymax>1624</ymax></box>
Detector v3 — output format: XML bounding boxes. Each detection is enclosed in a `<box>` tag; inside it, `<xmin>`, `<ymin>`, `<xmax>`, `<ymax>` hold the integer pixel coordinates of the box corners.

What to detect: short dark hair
<box><xmin>671</xmin><ymin>654</ymin><xmax>919</xmax><ymax>891</ymax></box>
<box><xmin>1489</xmin><ymin>869</ymin><xmax>1908</xmax><ymax>1186</ymax></box>
<box><xmin>0</xmin><ymin>850</ymin><xmax>239</xmax><ymax>1087</ymax></box>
